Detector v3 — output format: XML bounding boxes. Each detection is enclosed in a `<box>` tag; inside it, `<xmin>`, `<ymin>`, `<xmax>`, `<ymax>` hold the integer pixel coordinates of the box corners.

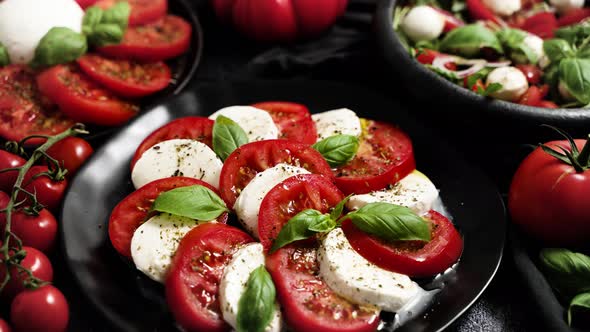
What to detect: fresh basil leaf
<box><xmin>559</xmin><ymin>58</ymin><xmax>590</xmax><ymax>104</ymax></box>
<box><xmin>102</xmin><ymin>1</ymin><xmax>130</xmax><ymax>30</ymax></box>
<box><xmin>568</xmin><ymin>292</ymin><xmax>590</xmax><ymax>326</ymax></box>
<box><xmin>312</xmin><ymin>135</ymin><xmax>359</xmax><ymax>167</ymax></box>
<box><xmin>555</xmin><ymin>22</ymin><xmax>590</xmax><ymax>46</ymax></box>
<box><xmin>152</xmin><ymin>185</ymin><xmax>228</xmax><ymax>221</ymax></box>
<box><xmin>347</xmin><ymin>203</ymin><xmax>431</xmax><ymax>242</ymax></box>
<box><xmin>415</xmin><ymin>39</ymin><xmax>440</xmax><ymax>51</ymax></box>
<box><xmin>270</xmin><ymin>209</ymin><xmax>335</xmax><ymax>253</ymax></box>
<box><xmin>440</xmin><ymin>24</ymin><xmax>503</xmax><ymax>57</ymax></box>
<box><xmin>475</xmin><ymin>82</ymin><xmax>503</xmax><ymax>96</ymax></box>
<box><xmin>237</xmin><ymin>265</ymin><xmax>276</xmax><ymax>332</ymax></box>
<box><xmin>425</xmin><ymin>64</ymin><xmax>460</xmax><ymax>81</ymax></box>
<box><xmin>82</xmin><ymin>6</ymin><xmax>104</xmax><ymax>35</ymax></box>
<box><xmin>466</xmin><ymin>67</ymin><xmax>492</xmax><ymax>88</ymax></box>
<box><xmin>330</xmin><ymin>195</ymin><xmax>352</xmax><ymax>221</ymax></box>
<box><xmin>31</xmin><ymin>27</ymin><xmax>87</xmax><ymax>68</ymax></box>
<box><xmin>539</xmin><ymin>248</ymin><xmax>590</xmax><ymax>298</ymax></box>
<box><xmin>544</xmin><ymin>39</ymin><xmax>574</xmax><ymax>63</ymax></box>
<box><xmin>212</xmin><ymin>115</ymin><xmax>249</xmax><ymax>161</ymax></box>
<box><xmin>88</xmin><ymin>24</ymin><xmax>124</xmax><ymax>47</ymax></box>
<box><xmin>0</xmin><ymin>42</ymin><xmax>9</xmax><ymax>66</ymax></box>
<box><xmin>497</xmin><ymin>28</ymin><xmax>538</xmax><ymax>64</ymax></box>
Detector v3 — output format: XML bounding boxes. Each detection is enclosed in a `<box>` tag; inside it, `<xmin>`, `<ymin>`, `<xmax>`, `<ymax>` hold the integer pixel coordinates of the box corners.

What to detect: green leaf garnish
<box><xmin>312</xmin><ymin>135</ymin><xmax>360</xmax><ymax>167</ymax></box>
<box><xmin>539</xmin><ymin>248</ymin><xmax>590</xmax><ymax>298</ymax></box>
<box><xmin>237</xmin><ymin>265</ymin><xmax>276</xmax><ymax>332</ymax></box>
<box><xmin>330</xmin><ymin>194</ymin><xmax>352</xmax><ymax>222</ymax></box>
<box><xmin>568</xmin><ymin>292</ymin><xmax>590</xmax><ymax>326</ymax></box>
<box><xmin>212</xmin><ymin>115</ymin><xmax>249</xmax><ymax>161</ymax></box>
<box><xmin>0</xmin><ymin>42</ymin><xmax>9</xmax><ymax>66</ymax></box>
<box><xmin>31</xmin><ymin>27</ymin><xmax>87</xmax><ymax>68</ymax></box>
<box><xmin>152</xmin><ymin>185</ymin><xmax>228</xmax><ymax>221</ymax></box>
<box><xmin>270</xmin><ymin>209</ymin><xmax>336</xmax><ymax>253</ymax></box>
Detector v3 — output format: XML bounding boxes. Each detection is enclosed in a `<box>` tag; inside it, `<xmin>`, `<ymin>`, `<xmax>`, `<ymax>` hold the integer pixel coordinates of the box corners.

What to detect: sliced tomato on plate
<box><xmin>36</xmin><ymin>64</ymin><xmax>139</xmax><ymax>127</ymax></box>
<box><xmin>558</xmin><ymin>8</ymin><xmax>590</xmax><ymax>27</ymax></box>
<box><xmin>98</xmin><ymin>15</ymin><xmax>192</xmax><ymax>62</ymax></box>
<box><xmin>538</xmin><ymin>100</ymin><xmax>559</xmax><ymax>108</ymax></box>
<box><xmin>251</xmin><ymin>101</ymin><xmax>317</xmax><ymax>144</ymax></box>
<box><xmin>466</xmin><ymin>0</ymin><xmax>502</xmax><ymax>24</ymax></box>
<box><xmin>108</xmin><ymin>177</ymin><xmax>227</xmax><ymax>258</ymax></box>
<box><xmin>166</xmin><ymin>223</ymin><xmax>253</xmax><ymax>332</ymax></box>
<box><xmin>77</xmin><ymin>54</ymin><xmax>171</xmax><ymax>98</ymax></box>
<box><xmin>519</xmin><ymin>12</ymin><xmax>558</xmax><ymax>39</ymax></box>
<box><xmin>342</xmin><ymin>210</ymin><xmax>463</xmax><ymax>277</ymax></box>
<box><xmin>0</xmin><ymin>65</ymin><xmax>75</xmax><ymax>146</ymax></box>
<box><xmin>258</xmin><ymin>174</ymin><xmax>344</xmax><ymax>251</ymax></box>
<box><xmin>95</xmin><ymin>0</ymin><xmax>168</xmax><ymax>26</ymax></box>
<box><xmin>76</xmin><ymin>0</ymin><xmax>98</xmax><ymax>8</ymax></box>
<box><xmin>130</xmin><ymin>116</ymin><xmax>214</xmax><ymax>169</ymax></box>
<box><xmin>518</xmin><ymin>85</ymin><xmax>550</xmax><ymax>106</ymax></box>
<box><xmin>219</xmin><ymin>140</ymin><xmax>334</xmax><ymax>208</ymax></box>
<box><xmin>334</xmin><ymin>120</ymin><xmax>415</xmax><ymax>195</ymax></box>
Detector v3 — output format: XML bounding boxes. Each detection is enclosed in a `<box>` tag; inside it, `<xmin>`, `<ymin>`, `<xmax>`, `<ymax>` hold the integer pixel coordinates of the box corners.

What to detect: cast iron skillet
<box><xmin>374</xmin><ymin>0</ymin><xmax>590</xmax><ymax>137</ymax></box>
<box><xmin>61</xmin><ymin>80</ymin><xmax>506</xmax><ymax>332</ymax></box>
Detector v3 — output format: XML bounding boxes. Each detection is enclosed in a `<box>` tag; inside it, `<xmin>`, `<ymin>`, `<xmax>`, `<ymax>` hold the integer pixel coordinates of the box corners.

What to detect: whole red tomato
<box><xmin>46</xmin><ymin>137</ymin><xmax>93</xmax><ymax>176</ymax></box>
<box><xmin>0</xmin><ymin>319</ymin><xmax>11</xmax><ymax>332</ymax></box>
<box><xmin>212</xmin><ymin>0</ymin><xmax>348</xmax><ymax>42</ymax></box>
<box><xmin>509</xmin><ymin>133</ymin><xmax>590</xmax><ymax>246</ymax></box>
<box><xmin>20</xmin><ymin>166</ymin><xmax>67</xmax><ymax>211</ymax></box>
<box><xmin>10</xmin><ymin>285</ymin><xmax>68</xmax><ymax>332</ymax></box>
<box><xmin>0</xmin><ymin>150</ymin><xmax>25</xmax><ymax>194</ymax></box>
<box><xmin>0</xmin><ymin>246</ymin><xmax>54</xmax><ymax>300</ymax></box>
<box><xmin>0</xmin><ymin>209</ymin><xmax>58</xmax><ymax>253</ymax></box>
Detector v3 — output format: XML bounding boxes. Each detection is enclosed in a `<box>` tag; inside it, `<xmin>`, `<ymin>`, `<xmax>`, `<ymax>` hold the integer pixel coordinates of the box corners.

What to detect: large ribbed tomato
<box><xmin>212</xmin><ymin>0</ymin><xmax>348</xmax><ymax>42</ymax></box>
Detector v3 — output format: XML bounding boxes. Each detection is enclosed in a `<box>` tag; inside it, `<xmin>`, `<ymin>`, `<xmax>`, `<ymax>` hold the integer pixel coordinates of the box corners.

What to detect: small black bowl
<box><xmin>374</xmin><ymin>0</ymin><xmax>590</xmax><ymax>141</ymax></box>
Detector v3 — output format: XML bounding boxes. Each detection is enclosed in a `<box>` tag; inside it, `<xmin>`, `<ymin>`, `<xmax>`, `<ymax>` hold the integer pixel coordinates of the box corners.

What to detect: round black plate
<box><xmin>61</xmin><ymin>80</ymin><xmax>506</xmax><ymax>332</ymax></box>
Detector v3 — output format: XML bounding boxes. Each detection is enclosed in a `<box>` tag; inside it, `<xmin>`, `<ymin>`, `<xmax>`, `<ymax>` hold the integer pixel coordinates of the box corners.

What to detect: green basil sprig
<box><xmin>0</xmin><ymin>42</ymin><xmax>9</xmax><ymax>66</ymax></box>
<box><xmin>312</xmin><ymin>135</ymin><xmax>360</xmax><ymax>167</ymax></box>
<box><xmin>270</xmin><ymin>210</ymin><xmax>336</xmax><ymax>253</ymax></box>
<box><xmin>569</xmin><ymin>292</ymin><xmax>590</xmax><ymax>326</ymax></box>
<box><xmin>152</xmin><ymin>185</ymin><xmax>228</xmax><ymax>221</ymax></box>
<box><xmin>83</xmin><ymin>2</ymin><xmax>129</xmax><ymax>47</ymax></box>
<box><xmin>102</xmin><ymin>2</ymin><xmax>131</xmax><ymax>29</ymax></box>
<box><xmin>559</xmin><ymin>58</ymin><xmax>590</xmax><ymax>105</ymax></box>
<box><xmin>544</xmin><ymin>39</ymin><xmax>575</xmax><ymax>63</ymax></box>
<box><xmin>237</xmin><ymin>265</ymin><xmax>276</xmax><ymax>332</ymax></box>
<box><xmin>440</xmin><ymin>24</ymin><xmax>503</xmax><ymax>58</ymax></box>
<box><xmin>82</xmin><ymin>6</ymin><xmax>104</xmax><ymax>35</ymax></box>
<box><xmin>539</xmin><ymin>248</ymin><xmax>590</xmax><ymax>298</ymax></box>
<box><xmin>212</xmin><ymin>115</ymin><xmax>249</xmax><ymax>161</ymax></box>
<box><xmin>31</xmin><ymin>27</ymin><xmax>87</xmax><ymax>68</ymax></box>
<box><xmin>88</xmin><ymin>24</ymin><xmax>125</xmax><ymax>47</ymax></box>
<box><xmin>497</xmin><ymin>28</ymin><xmax>539</xmax><ymax>64</ymax></box>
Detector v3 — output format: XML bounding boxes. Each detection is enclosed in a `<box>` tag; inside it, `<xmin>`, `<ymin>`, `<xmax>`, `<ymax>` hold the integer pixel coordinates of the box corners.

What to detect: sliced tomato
<box><xmin>538</xmin><ymin>100</ymin><xmax>559</xmax><ymax>108</ymax></box>
<box><xmin>431</xmin><ymin>7</ymin><xmax>465</xmax><ymax>32</ymax></box>
<box><xmin>342</xmin><ymin>210</ymin><xmax>463</xmax><ymax>277</ymax></box>
<box><xmin>258</xmin><ymin>174</ymin><xmax>344</xmax><ymax>251</ymax></box>
<box><xmin>516</xmin><ymin>64</ymin><xmax>543</xmax><ymax>85</ymax></box>
<box><xmin>98</xmin><ymin>15</ymin><xmax>192</xmax><ymax>62</ymax></box>
<box><xmin>95</xmin><ymin>0</ymin><xmax>168</xmax><ymax>26</ymax></box>
<box><xmin>76</xmin><ymin>0</ymin><xmax>98</xmax><ymax>8</ymax></box>
<box><xmin>415</xmin><ymin>49</ymin><xmax>456</xmax><ymax>69</ymax></box>
<box><xmin>219</xmin><ymin>140</ymin><xmax>334</xmax><ymax>208</ymax></box>
<box><xmin>520</xmin><ymin>12</ymin><xmax>558</xmax><ymax>39</ymax></box>
<box><xmin>36</xmin><ymin>64</ymin><xmax>139</xmax><ymax>127</ymax></box>
<box><xmin>77</xmin><ymin>54</ymin><xmax>171</xmax><ymax>98</ymax></box>
<box><xmin>466</xmin><ymin>0</ymin><xmax>502</xmax><ymax>24</ymax></box>
<box><xmin>166</xmin><ymin>223</ymin><xmax>253</xmax><ymax>332</ymax></box>
<box><xmin>251</xmin><ymin>101</ymin><xmax>317</xmax><ymax>144</ymax></box>
<box><xmin>0</xmin><ymin>65</ymin><xmax>75</xmax><ymax>146</ymax></box>
<box><xmin>518</xmin><ymin>86</ymin><xmax>544</xmax><ymax>106</ymax></box>
<box><xmin>334</xmin><ymin>120</ymin><xmax>415</xmax><ymax>195</ymax></box>
<box><xmin>130</xmin><ymin>117</ymin><xmax>214</xmax><ymax>170</ymax></box>
<box><xmin>108</xmin><ymin>177</ymin><xmax>227</xmax><ymax>258</ymax></box>
<box><xmin>558</xmin><ymin>8</ymin><xmax>590</xmax><ymax>27</ymax></box>
<box><xmin>267</xmin><ymin>243</ymin><xmax>380</xmax><ymax>332</ymax></box>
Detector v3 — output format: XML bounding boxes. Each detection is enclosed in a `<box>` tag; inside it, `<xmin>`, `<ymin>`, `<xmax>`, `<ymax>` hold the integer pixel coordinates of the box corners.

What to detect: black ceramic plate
<box><xmin>61</xmin><ymin>80</ymin><xmax>506</xmax><ymax>332</ymax></box>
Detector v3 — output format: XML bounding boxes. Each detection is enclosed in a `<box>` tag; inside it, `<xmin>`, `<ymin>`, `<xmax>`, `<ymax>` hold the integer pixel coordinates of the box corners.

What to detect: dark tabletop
<box><xmin>52</xmin><ymin>0</ymin><xmax>556</xmax><ymax>331</ymax></box>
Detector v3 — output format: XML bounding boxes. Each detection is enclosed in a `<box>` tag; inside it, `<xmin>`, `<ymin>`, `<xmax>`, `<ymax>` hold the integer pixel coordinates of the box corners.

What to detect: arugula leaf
<box><xmin>237</xmin><ymin>265</ymin><xmax>276</xmax><ymax>332</ymax></box>
<box><xmin>312</xmin><ymin>135</ymin><xmax>360</xmax><ymax>167</ymax></box>
<box><xmin>152</xmin><ymin>185</ymin><xmax>228</xmax><ymax>221</ymax></box>
<box><xmin>270</xmin><ymin>210</ymin><xmax>336</xmax><ymax>253</ymax></box>
<box><xmin>559</xmin><ymin>58</ymin><xmax>590</xmax><ymax>104</ymax></box>
<box><xmin>539</xmin><ymin>248</ymin><xmax>590</xmax><ymax>298</ymax></box>
<box><xmin>440</xmin><ymin>24</ymin><xmax>503</xmax><ymax>57</ymax></box>
<box><xmin>569</xmin><ymin>292</ymin><xmax>590</xmax><ymax>326</ymax></box>
<box><xmin>212</xmin><ymin>115</ymin><xmax>249</xmax><ymax>161</ymax></box>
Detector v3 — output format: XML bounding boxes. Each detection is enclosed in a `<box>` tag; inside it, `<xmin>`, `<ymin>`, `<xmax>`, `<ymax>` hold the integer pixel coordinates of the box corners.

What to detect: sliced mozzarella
<box><xmin>234</xmin><ymin>164</ymin><xmax>310</xmax><ymax>238</ymax></box>
<box><xmin>0</xmin><ymin>0</ymin><xmax>84</xmax><ymax>64</ymax></box>
<box><xmin>131</xmin><ymin>139</ymin><xmax>223</xmax><ymax>189</ymax></box>
<box><xmin>401</xmin><ymin>6</ymin><xmax>445</xmax><ymax>42</ymax></box>
<box><xmin>318</xmin><ymin>228</ymin><xmax>424</xmax><ymax>312</ymax></box>
<box><xmin>550</xmin><ymin>0</ymin><xmax>584</xmax><ymax>13</ymax></box>
<box><xmin>219</xmin><ymin>243</ymin><xmax>282</xmax><ymax>332</ymax></box>
<box><xmin>208</xmin><ymin>106</ymin><xmax>279</xmax><ymax>142</ymax></box>
<box><xmin>131</xmin><ymin>214</ymin><xmax>208</xmax><ymax>282</ymax></box>
<box><xmin>521</xmin><ymin>34</ymin><xmax>545</xmax><ymax>64</ymax></box>
<box><xmin>311</xmin><ymin>108</ymin><xmax>362</xmax><ymax>141</ymax></box>
<box><xmin>482</xmin><ymin>0</ymin><xmax>521</xmax><ymax>16</ymax></box>
<box><xmin>346</xmin><ymin>170</ymin><xmax>439</xmax><ymax>216</ymax></box>
<box><xmin>486</xmin><ymin>66</ymin><xmax>529</xmax><ymax>102</ymax></box>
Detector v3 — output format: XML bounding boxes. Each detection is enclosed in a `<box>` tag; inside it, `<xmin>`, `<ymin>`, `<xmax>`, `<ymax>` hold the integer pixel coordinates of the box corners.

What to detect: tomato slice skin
<box><xmin>98</xmin><ymin>15</ymin><xmax>192</xmax><ymax>62</ymax></box>
<box><xmin>342</xmin><ymin>210</ymin><xmax>463</xmax><ymax>277</ymax></box>
<box><xmin>95</xmin><ymin>0</ymin><xmax>168</xmax><ymax>26</ymax></box>
<box><xmin>466</xmin><ymin>0</ymin><xmax>502</xmax><ymax>24</ymax></box>
<box><xmin>76</xmin><ymin>0</ymin><xmax>98</xmax><ymax>8</ymax></box>
<box><xmin>266</xmin><ymin>243</ymin><xmax>380</xmax><ymax>332</ymax></box>
<box><xmin>516</xmin><ymin>64</ymin><xmax>543</xmax><ymax>85</ymax></box>
<box><xmin>519</xmin><ymin>12</ymin><xmax>558</xmax><ymax>39</ymax></box>
<box><xmin>558</xmin><ymin>8</ymin><xmax>590</xmax><ymax>27</ymax></box>
<box><xmin>77</xmin><ymin>54</ymin><xmax>171</xmax><ymax>98</ymax></box>
<box><xmin>166</xmin><ymin>223</ymin><xmax>253</xmax><ymax>332</ymax></box>
<box><xmin>0</xmin><ymin>65</ymin><xmax>75</xmax><ymax>146</ymax></box>
<box><xmin>108</xmin><ymin>177</ymin><xmax>227</xmax><ymax>258</ymax></box>
<box><xmin>36</xmin><ymin>65</ymin><xmax>139</xmax><ymax>127</ymax></box>
<box><xmin>334</xmin><ymin>120</ymin><xmax>416</xmax><ymax>195</ymax></box>
<box><xmin>130</xmin><ymin>116</ymin><xmax>214</xmax><ymax>170</ymax></box>
<box><xmin>251</xmin><ymin>101</ymin><xmax>317</xmax><ymax>145</ymax></box>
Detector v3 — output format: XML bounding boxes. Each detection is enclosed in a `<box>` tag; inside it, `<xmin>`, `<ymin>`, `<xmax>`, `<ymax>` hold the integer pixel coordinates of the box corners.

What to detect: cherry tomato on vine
<box><xmin>10</xmin><ymin>285</ymin><xmax>68</xmax><ymax>332</ymax></box>
<box><xmin>19</xmin><ymin>166</ymin><xmax>68</xmax><ymax>211</ymax></box>
<box><xmin>0</xmin><ymin>319</ymin><xmax>11</xmax><ymax>332</ymax></box>
<box><xmin>0</xmin><ymin>150</ymin><xmax>25</xmax><ymax>194</ymax></box>
<box><xmin>0</xmin><ymin>209</ymin><xmax>58</xmax><ymax>253</ymax></box>
<box><xmin>46</xmin><ymin>137</ymin><xmax>94</xmax><ymax>176</ymax></box>
<box><xmin>0</xmin><ymin>247</ymin><xmax>53</xmax><ymax>301</ymax></box>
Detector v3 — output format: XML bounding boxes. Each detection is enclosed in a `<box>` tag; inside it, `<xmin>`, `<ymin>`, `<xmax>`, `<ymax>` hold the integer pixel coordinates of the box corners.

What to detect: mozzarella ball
<box><xmin>401</xmin><ymin>6</ymin><xmax>445</xmax><ymax>42</ymax></box>
<box><xmin>482</xmin><ymin>0</ymin><xmax>522</xmax><ymax>17</ymax></box>
<box><xmin>550</xmin><ymin>0</ymin><xmax>585</xmax><ymax>14</ymax></box>
<box><xmin>523</xmin><ymin>34</ymin><xmax>545</xmax><ymax>64</ymax></box>
<box><xmin>559</xmin><ymin>80</ymin><xmax>576</xmax><ymax>101</ymax></box>
<box><xmin>486</xmin><ymin>66</ymin><xmax>529</xmax><ymax>102</ymax></box>
<box><xmin>0</xmin><ymin>0</ymin><xmax>84</xmax><ymax>64</ymax></box>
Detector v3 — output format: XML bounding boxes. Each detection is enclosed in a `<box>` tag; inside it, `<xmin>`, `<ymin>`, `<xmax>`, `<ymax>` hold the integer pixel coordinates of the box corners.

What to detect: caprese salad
<box><xmin>395</xmin><ymin>0</ymin><xmax>590</xmax><ymax>108</ymax></box>
<box><xmin>108</xmin><ymin>102</ymin><xmax>464</xmax><ymax>331</ymax></box>
<box><xmin>0</xmin><ymin>0</ymin><xmax>192</xmax><ymax>145</ymax></box>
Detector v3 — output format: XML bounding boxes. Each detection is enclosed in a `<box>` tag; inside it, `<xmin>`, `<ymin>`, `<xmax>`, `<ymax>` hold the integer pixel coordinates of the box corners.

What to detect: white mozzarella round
<box><xmin>522</xmin><ymin>34</ymin><xmax>545</xmax><ymax>64</ymax></box>
<box><xmin>318</xmin><ymin>228</ymin><xmax>424</xmax><ymax>312</ymax></box>
<box><xmin>311</xmin><ymin>108</ymin><xmax>362</xmax><ymax>141</ymax></box>
<box><xmin>401</xmin><ymin>6</ymin><xmax>445</xmax><ymax>42</ymax></box>
<box><xmin>0</xmin><ymin>0</ymin><xmax>84</xmax><ymax>64</ymax></box>
<box><xmin>346</xmin><ymin>170</ymin><xmax>439</xmax><ymax>216</ymax></box>
<box><xmin>550</xmin><ymin>0</ymin><xmax>585</xmax><ymax>13</ymax></box>
<box><xmin>208</xmin><ymin>106</ymin><xmax>279</xmax><ymax>142</ymax></box>
<box><xmin>131</xmin><ymin>214</ymin><xmax>207</xmax><ymax>283</ymax></box>
<box><xmin>486</xmin><ymin>66</ymin><xmax>529</xmax><ymax>102</ymax></box>
<box><xmin>482</xmin><ymin>0</ymin><xmax>521</xmax><ymax>16</ymax></box>
<box><xmin>234</xmin><ymin>164</ymin><xmax>310</xmax><ymax>238</ymax></box>
<box><xmin>131</xmin><ymin>139</ymin><xmax>223</xmax><ymax>189</ymax></box>
<box><xmin>219</xmin><ymin>243</ymin><xmax>282</xmax><ymax>332</ymax></box>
